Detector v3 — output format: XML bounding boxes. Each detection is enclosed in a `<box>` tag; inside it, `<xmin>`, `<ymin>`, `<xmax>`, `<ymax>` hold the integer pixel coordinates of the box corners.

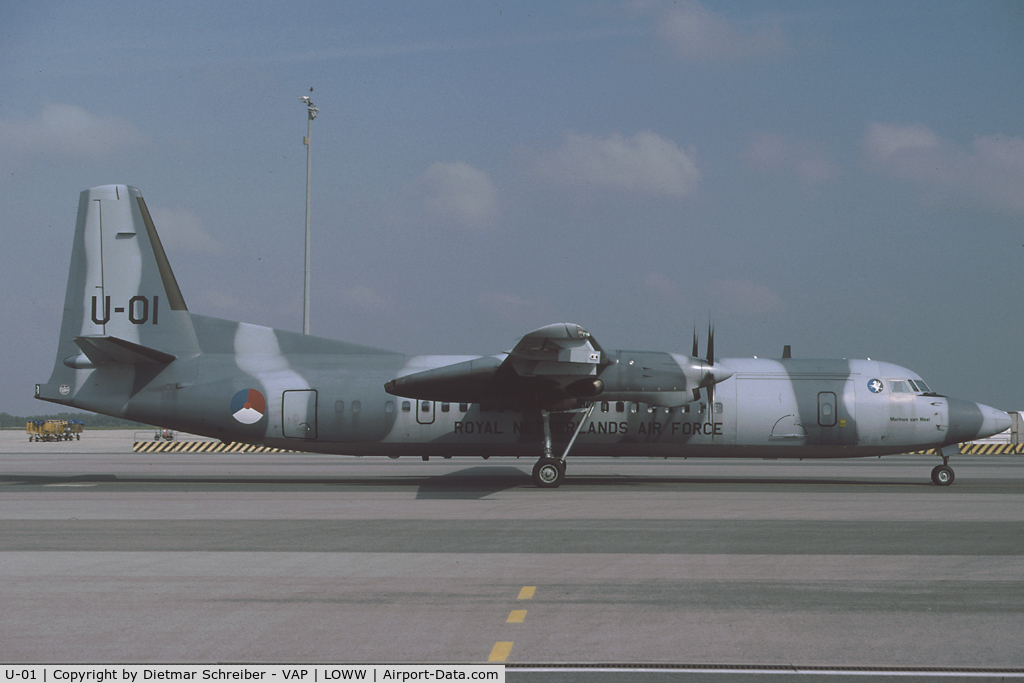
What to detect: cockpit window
<box><xmin>914</xmin><ymin>379</ymin><xmax>931</xmax><ymax>392</ymax></box>
<box><xmin>907</xmin><ymin>379</ymin><xmax>921</xmax><ymax>392</ymax></box>
<box><xmin>889</xmin><ymin>380</ymin><xmax>910</xmax><ymax>393</ymax></box>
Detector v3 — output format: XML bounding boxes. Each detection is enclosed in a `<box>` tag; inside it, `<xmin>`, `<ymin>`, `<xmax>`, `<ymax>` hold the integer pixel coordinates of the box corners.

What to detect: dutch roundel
<box><xmin>231</xmin><ymin>388</ymin><xmax>266</xmax><ymax>424</ymax></box>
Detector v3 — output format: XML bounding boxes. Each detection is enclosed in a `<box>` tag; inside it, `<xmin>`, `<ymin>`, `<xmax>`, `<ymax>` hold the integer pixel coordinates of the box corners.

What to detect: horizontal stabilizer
<box><xmin>72</xmin><ymin>336</ymin><xmax>176</xmax><ymax>366</ymax></box>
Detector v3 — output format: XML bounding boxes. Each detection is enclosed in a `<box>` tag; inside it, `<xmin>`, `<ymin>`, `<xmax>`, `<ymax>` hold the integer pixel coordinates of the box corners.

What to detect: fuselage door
<box><xmin>818</xmin><ymin>392</ymin><xmax>837</xmax><ymax>427</ymax></box>
<box><xmin>283</xmin><ymin>389</ymin><xmax>318</xmax><ymax>439</ymax></box>
<box><xmin>415</xmin><ymin>399</ymin><xmax>435</xmax><ymax>425</ymax></box>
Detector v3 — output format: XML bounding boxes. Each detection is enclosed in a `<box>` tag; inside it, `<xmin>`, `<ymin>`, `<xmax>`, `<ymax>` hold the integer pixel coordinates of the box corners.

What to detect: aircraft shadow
<box><xmin>0</xmin><ymin>467</ymin><xmax>938</xmax><ymax>498</ymax></box>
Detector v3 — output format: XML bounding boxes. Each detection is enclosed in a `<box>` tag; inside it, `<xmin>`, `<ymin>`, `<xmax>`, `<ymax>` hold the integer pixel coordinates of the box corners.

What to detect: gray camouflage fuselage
<box><xmin>36</xmin><ymin>186</ymin><xmax>1009</xmax><ymax>467</ymax></box>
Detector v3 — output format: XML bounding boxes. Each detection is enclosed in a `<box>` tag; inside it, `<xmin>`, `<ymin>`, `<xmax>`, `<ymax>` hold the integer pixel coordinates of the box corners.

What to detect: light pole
<box><xmin>299</xmin><ymin>94</ymin><xmax>318</xmax><ymax>335</ymax></box>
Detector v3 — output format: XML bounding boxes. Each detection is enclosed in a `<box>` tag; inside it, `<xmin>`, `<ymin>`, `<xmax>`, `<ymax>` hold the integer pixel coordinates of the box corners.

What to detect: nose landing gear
<box><xmin>931</xmin><ymin>462</ymin><xmax>955</xmax><ymax>486</ymax></box>
<box><xmin>931</xmin><ymin>446</ymin><xmax>957</xmax><ymax>486</ymax></box>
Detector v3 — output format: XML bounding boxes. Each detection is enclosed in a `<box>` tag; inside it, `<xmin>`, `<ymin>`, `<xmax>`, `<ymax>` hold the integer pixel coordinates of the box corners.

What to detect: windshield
<box><xmin>907</xmin><ymin>379</ymin><xmax>932</xmax><ymax>393</ymax></box>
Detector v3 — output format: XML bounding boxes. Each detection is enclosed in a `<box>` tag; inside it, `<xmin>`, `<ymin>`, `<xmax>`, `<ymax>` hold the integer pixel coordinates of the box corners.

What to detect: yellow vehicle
<box><xmin>26</xmin><ymin>419</ymin><xmax>83</xmax><ymax>442</ymax></box>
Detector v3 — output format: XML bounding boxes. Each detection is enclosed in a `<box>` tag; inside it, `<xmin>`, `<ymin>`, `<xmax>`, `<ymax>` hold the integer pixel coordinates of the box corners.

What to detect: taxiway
<box><xmin>1</xmin><ymin>430</ymin><xmax>1022</xmax><ymax>678</ymax></box>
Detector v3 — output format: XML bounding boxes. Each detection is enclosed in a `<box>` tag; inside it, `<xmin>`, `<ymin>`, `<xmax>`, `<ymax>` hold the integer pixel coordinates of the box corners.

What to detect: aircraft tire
<box><xmin>533</xmin><ymin>458</ymin><xmax>566</xmax><ymax>488</ymax></box>
<box><xmin>931</xmin><ymin>464</ymin><xmax>955</xmax><ymax>486</ymax></box>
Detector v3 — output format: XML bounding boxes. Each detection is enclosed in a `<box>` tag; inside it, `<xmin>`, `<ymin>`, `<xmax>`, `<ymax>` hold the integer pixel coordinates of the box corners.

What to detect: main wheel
<box><xmin>931</xmin><ymin>464</ymin><xmax>955</xmax><ymax>486</ymax></box>
<box><xmin>532</xmin><ymin>458</ymin><xmax>566</xmax><ymax>488</ymax></box>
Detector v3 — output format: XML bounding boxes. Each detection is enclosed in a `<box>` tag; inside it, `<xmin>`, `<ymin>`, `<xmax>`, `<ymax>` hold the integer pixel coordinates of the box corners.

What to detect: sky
<box><xmin>1</xmin><ymin>1</ymin><xmax>1023</xmax><ymax>416</ymax></box>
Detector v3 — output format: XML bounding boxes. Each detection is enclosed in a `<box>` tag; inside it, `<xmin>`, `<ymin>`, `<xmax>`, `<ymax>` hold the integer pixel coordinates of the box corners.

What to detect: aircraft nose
<box><xmin>946</xmin><ymin>398</ymin><xmax>1012</xmax><ymax>443</ymax></box>
<box><xmin>979</xmin><ymin>403</ymin><xmax>1013</xmax><ymax>439</ymax></box>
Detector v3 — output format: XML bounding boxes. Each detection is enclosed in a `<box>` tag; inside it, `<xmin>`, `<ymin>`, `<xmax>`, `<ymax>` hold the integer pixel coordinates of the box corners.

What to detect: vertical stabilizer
<box><xmin>37</xmin><ymin>185</ymin><xmax>198</xmax><ymax>408</ymax></box>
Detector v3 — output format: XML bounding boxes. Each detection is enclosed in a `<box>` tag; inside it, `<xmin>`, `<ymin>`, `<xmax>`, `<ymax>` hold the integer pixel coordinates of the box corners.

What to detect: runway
<box><xmin>1</xmin><ymin>431</ymin><xmax>1022</xmax><ymax>679</ymax></box>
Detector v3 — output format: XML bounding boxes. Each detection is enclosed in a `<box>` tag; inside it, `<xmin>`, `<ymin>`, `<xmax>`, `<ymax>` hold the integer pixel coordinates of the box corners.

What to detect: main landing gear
<box><xmin>531</xmin><ymin>404</ymin><xmax>595</xmax><ymax>488</ymax></box>
<box><xmin>532</xmin><ymin>457</ymin><xmax>566</xmax><ymax>488</ymax></box>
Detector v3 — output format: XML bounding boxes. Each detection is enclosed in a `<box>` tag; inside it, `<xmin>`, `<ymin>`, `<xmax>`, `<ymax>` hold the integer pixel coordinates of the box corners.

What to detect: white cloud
<box><xmin>655</xmin><ymin>1</ymin><xmax>788</xmax><ymax>62</ymax></box>
<box><xmin>865</xmin><ymin>122</ymin><xmax>1024</xmax><ymax>215</ymax></box>
<box><xmin>644</xmin><ymin>272</ymin><xmax>686</xmax><ymax>303</ymax></box>
<box><xmin>711</xmin><ymin>278</ymin><xmax>783</xmax><ymax>315</ymax></box>
<box><xmin>148</xmin><ymin>206</ymin><xmax>223</xmax><ymax>253</ymax></box>
<box><xmin>477</xmin><ymin>291</ymin><xmax>554</xmax><ymax>327</ymax></box>
<box><xmin>412</xmin><ymin>161</ymin><xmax>497</xmax><ymax>231</ymax></box>
<box><xmin>864</xmin><ymin>122</ymin><xmax>939</xmax><ymax>159</ymax></box>
<box><xmin>478</xmin><ymin>291</ymin><xmax>532</xmax><ymax>312</ymax></box>
<box><xmin>533</xmin><ymin>131</ymin><xmax>700</xmax><ymax>198</ymax></box>
<box><xmin>0</xmin><ymin>103</ymin><xmax>143</xmax><ymax>157</ymax></box>
<box><xmin>745</xmin><ymin>133</ymin><xmax>841</xmax><ymax>186</ymax></box>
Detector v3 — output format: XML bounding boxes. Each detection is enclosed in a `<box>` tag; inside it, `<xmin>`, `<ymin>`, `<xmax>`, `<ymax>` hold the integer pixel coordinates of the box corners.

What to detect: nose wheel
<box><xmin>930</xmin><ymin>447</ymin><xmax>958</xmax><ymax>486</ymax></box>
<box><xmin>931</xmin><ymin>464</ymin><xmax>955</xmax><ymax>486</ymax></box>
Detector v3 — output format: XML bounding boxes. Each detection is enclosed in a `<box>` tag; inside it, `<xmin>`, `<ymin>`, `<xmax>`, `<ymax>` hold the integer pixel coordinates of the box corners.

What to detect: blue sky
<box><xmin>2</xmin><ymin>1</ymin><xmax>1022</xmax><ymax>416</ymax></box>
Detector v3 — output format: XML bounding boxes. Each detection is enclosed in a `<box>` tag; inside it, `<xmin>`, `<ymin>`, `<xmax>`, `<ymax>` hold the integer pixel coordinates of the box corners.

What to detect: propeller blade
<box><xmin>692</xmin><ymin>326</ymin><xmax>699</xmax><ymax>358</ymax></box>
<box><xmin>705</xmin><ymin>319</ymin><xmax>716</xmax><ymax>428</ymax></box>
<box><xmin>706</xmin><ymin>321</ymin><xmax>715</xmax><ymax>365</ymax></box>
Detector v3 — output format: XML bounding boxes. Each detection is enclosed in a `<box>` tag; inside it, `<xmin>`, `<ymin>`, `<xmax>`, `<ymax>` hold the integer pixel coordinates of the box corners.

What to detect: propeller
<box><xmin>688</xmin><ymin>320</ymin><xmax>729</xmax><ymax>424</ymax></box>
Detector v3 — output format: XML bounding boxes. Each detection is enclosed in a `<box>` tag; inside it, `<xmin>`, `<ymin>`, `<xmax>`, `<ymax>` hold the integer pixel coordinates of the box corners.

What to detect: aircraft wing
<box><xmin>384</xmin><ymin>323</ymin><xmax>608</xmax><ymax>410</ymax></box>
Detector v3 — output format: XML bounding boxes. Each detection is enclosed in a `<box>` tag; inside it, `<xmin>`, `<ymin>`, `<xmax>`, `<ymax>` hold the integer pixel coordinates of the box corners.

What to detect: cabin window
<box><xmin>420</xmin><ymin>401</ymin><xmax>431</xmax><ymax>413</ymax></box>
<box><xmin>441</xmin><ymin>402</ymin><xmax>450</xmax><ymax>413</ymax></box>
<box><xmin>601</xmin><ymin>401</ymin><xmax>609</xmax><ymax>412</ymax></box>
<box><xmin>335</xmin><ymin>400</ymin><xmax>344</xmax><ymax>414</ymax></box>
<box><xmin>385</xmin><ymin>401</ymin><xmax>394</xmax><ymax>414</ymax></box>
<box><xmin>459</xmin><ymin>403</ymin><xmax>469</xmax><ymax>413</ymax></box>
<box><xmin>616</xmin><ymin>401</ymin><xmax>625</xmax><ymax>413</ymax></box>
<box><xmin>351</xmin><ymin>401</ymin><xmax>362</xmax><ymax>414</ymax></box>
<box><xmin>401</xmin><ymin>401</ymin><xmax>411</xmax><ymax>413</ymax></box>
<box><xmin>630</xmin><ymin>403</ymin><xmax>638</xmax><ymax>414</ymax></box>
<box><xmin>714</xmin><ymin>402</ymin><xmax>723</xmax><ymax>415</ymax></box>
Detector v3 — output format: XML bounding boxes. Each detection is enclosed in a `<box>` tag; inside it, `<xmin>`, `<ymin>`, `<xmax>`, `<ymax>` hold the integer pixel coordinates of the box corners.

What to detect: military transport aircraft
<box><xmin>36</xmin><ymin>185</ymin><xmax>1010</xmax><ymax>487</ymax></box>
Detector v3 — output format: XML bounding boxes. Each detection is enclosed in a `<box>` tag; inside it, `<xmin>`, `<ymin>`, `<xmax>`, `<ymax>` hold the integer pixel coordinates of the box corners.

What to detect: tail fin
<box><xmin>36</xmin><ymin>185</ymin><xmax>198</xmax><ymax>408</ymax></box>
